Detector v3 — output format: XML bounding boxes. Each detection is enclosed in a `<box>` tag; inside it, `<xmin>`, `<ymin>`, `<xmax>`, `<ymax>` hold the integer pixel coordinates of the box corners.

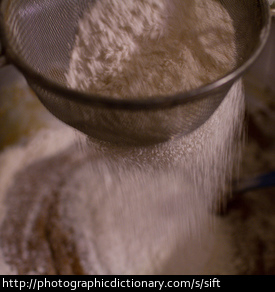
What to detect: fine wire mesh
<box><xmin>0</xmin><ymin>0</ymin><xmax>270</xmax><ymax>145</ymax></box>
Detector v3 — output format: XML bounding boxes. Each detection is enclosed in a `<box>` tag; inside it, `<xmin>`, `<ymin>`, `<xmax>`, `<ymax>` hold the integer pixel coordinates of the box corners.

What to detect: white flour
<box><xmin>66</xmin><ymin>0</ymin><xmax>236</xmax><ymax>98</ymax></box>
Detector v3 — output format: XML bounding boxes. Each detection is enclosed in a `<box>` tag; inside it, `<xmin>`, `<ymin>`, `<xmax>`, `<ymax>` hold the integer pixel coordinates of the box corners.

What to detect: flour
<box><xmin>66</xmin><ymin>0</ymin><xmax>236</xmax><ymax>98</ymax></box>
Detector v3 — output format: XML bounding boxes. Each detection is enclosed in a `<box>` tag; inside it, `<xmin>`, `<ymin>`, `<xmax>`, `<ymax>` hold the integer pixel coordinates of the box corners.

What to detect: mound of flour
<box><xmin>66</xmin><ymin>0</ymin><xmax>236</xmax><ymax>98</ymax></box>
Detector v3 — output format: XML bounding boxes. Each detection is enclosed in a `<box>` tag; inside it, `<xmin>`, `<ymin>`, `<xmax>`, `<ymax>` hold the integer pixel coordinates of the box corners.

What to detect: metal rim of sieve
<box><xmin>0</xmin><ymin>0</ymin><xmax>272</xmax><ymax>111</ymax></box>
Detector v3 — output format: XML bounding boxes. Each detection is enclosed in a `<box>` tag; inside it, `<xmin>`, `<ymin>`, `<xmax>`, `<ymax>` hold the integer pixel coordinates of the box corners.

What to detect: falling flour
<box><xmin>0</xmin><ymin>81</ymin><xmax>245</xmax><ymax>275</ymax></box>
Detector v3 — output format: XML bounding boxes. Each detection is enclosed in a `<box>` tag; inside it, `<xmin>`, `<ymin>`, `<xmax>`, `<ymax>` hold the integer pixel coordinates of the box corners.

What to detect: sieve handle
<box><xmin>233</xmin><ymin>171</ymin><xmax>275</xmax><ymax>194</ymax></box>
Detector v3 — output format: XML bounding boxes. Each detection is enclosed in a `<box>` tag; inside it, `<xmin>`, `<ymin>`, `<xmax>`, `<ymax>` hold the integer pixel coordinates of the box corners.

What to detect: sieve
<box><xmin>0</xmin><ymin>0</ymin><xmax>272</xmax><ymax>146</ymax></box>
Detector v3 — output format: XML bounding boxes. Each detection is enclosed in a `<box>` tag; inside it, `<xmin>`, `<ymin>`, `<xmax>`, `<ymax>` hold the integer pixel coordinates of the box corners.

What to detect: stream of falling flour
<box><xmin>66</xmin><ymin>80</ymin><xmax>244</xmax><ymax>274</ymax></box>
<box><xmin>62</xmin><ymin>0</ymin><xmax>245</xmax><ymax>274</ymax></box>
<box><xmin>0</xmin><ymin>81</ymin><xmax>244</xmax><ymax>274</ymax></box>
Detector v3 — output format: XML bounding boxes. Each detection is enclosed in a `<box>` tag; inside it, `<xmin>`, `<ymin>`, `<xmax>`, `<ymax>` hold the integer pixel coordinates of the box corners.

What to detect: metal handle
<box><xmin>233</xmin><ymin>171</ymin><xmax>275</xmax><ymax>194</ymax></box>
